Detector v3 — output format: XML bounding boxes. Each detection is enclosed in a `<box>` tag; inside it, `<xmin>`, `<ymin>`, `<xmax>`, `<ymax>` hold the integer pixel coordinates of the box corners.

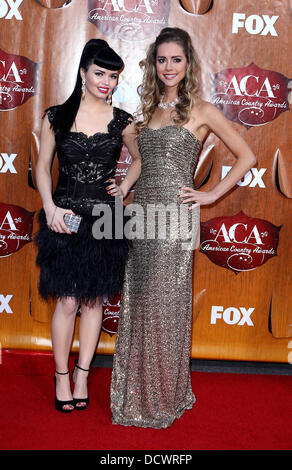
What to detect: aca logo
<box><xmin>0</xmin><ymin>48</ymin><xmax>39</xmax><ymax>110</ymax></box>
<box><xmin>102</xmin><ymin>293</ymin><xmax>121</xmax><ymax>335</ymax></box>
<box><xmin>0</xmin><ymin>0</ymin><xmax>23</xmax><ymax>20</ymax></box>
<box><xmin>88</xmin><ymin>0</ymin><xmax>170</xmax><ymax>41</ymax></box>
<box><xmin>222</xmin><ymin>166</ymin><xmax>266</xmax><ymax>188</ymax></box>
<box><xmin>0</xmin><ymin>294</ymin><xmax>13</xmax><ymax>313</ymax></box>
<box><xmin>232</xmin><ymin>13</ymin><xmax>279</xmax><ymax>36</ymax></box>
<box><xmin>200</xmin><ymin>211</ymin><xmax>281</xmax><ymax>274</ymax></box>
<box><xmin>211</xmin><ymin>63</ymin><xmax>291</xmax><ymax>128</ymax></box>
<box><xmin>0</xmin><ymin>202</ymin><xmax>34</xmax><ymax>257</ymax></box>
<box><xmin>0</xmin><ymin>153</ymin><xmax>17</xmax><ymax>173</ymax></box>
<box><xmin>211</xmin><ymin>306</ymin><xmax>254</xmax><ymax>326</ymax></box>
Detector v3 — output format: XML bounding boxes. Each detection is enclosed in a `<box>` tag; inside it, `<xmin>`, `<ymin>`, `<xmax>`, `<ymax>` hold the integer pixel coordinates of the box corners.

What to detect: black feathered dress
<box><xmin>35</xmin><ymin>106</ymin><xmax>132</xmax><ymax>306</ymax></box>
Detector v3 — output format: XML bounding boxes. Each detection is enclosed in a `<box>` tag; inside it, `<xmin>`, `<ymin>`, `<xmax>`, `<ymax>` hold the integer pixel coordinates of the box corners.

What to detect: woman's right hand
<box><xmin>45</xmin><ymin>204</ymin><xmax>75</xmax><ymax>235</ymax></box>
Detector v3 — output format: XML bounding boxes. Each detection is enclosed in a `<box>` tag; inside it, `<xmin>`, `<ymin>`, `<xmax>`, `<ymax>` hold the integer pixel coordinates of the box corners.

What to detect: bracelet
<box><xmin>48</xmin><ymin>206</ymin><xmax>57</xmax><ymax>228</ymax></box>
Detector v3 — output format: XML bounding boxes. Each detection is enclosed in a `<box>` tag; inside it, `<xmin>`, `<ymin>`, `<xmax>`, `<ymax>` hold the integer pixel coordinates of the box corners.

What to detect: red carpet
<box><xmin>0</xmin><ymin>349</ymin><xmax>291</xmax><ymax>450</ymax></box>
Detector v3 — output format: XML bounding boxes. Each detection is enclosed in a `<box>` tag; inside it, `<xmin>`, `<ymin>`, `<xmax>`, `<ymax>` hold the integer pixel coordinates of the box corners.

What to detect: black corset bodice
<box><xmin>46</xmin><ymin>106</ymin><xmax>132</xmax><ymax>215</ymax></box>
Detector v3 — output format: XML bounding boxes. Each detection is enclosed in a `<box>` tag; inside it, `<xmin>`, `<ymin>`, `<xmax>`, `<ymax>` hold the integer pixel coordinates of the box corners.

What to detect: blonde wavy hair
<box><xmin>135</xmin><ymin>27</ymin><xmax>201</xmax><ymax>134</ymax></box>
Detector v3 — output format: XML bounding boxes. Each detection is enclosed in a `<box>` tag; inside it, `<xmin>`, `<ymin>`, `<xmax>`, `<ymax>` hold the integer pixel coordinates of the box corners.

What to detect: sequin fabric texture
<box><xmin>47</xmin><ymin>106</ymin><xmax>133</xmax><ymax>215</ymax></box>
<box><xmin>110</xmin><ymin>126</ymin><xmax>202</xmax><ymax>429</ymax></box>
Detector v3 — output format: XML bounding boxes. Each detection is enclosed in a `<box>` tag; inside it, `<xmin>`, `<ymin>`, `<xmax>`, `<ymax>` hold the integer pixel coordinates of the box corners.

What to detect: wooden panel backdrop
<box><xmin>0</xmin><ymin>0</ymin><xmax>291</xmax><ymax>362</ymax></box>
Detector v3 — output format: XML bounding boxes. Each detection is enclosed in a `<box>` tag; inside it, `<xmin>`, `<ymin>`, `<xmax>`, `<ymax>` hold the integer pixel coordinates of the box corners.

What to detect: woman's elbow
<box><xmin>249</xmin><ymin>152</ymin><xmax>257</xmax><ymax>167</ymax></box>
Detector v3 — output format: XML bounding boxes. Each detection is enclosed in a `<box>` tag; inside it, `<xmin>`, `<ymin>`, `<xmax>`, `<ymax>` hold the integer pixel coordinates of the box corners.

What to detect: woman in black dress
<box><xmin>35</xmin><ymin>39</ymin><xmax>141</xmax><ymax>412</ymax></box>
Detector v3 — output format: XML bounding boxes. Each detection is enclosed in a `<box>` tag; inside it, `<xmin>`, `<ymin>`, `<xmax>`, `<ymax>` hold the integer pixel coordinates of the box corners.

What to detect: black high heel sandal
<box><xmin>54</xmin><ymin>370</ymin><xmax>74</xmax><ymax>413</ymax></box>
<box><xmin>72</xmin><ymin>364</ymin><xmax>90</xmax><ymax>410</ymax></box>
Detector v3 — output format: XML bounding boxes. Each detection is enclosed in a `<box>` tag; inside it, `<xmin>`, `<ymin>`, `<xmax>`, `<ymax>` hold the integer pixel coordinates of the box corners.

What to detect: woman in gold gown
<box><xmin>111</xmin><ymin>28</ymin><xmax>256</xmax><ymax>429</ymax></box>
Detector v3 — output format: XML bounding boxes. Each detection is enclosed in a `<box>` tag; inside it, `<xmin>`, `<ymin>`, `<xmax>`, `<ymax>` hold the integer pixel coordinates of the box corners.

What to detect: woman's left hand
<box><xmin>179</xmin><ymin>186</ymin><xmax>218</xmax><ymax>208</ymax></box>
<box><xmin>106</xmin><ymin>179</ymin><xmax>125</xmax><ymax>198</ymax></box>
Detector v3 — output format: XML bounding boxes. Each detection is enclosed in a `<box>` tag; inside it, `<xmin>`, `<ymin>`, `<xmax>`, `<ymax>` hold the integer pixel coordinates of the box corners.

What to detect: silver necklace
<box><xmin>158</xmin><ymin>95</ymin><xmax>179</xmax><ymax>110</ymax></box>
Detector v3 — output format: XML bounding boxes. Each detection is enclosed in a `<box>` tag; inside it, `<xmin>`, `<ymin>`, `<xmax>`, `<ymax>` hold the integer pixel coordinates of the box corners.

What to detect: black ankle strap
<box><xmin>75</xmin><ymin>364</ymin><xmax>90</xmax><ymax>372</ymax></box>
<box><xmin>55</xmin><ymin>370</ymin><xmax>69</xmax><ymax>375</ymax></box>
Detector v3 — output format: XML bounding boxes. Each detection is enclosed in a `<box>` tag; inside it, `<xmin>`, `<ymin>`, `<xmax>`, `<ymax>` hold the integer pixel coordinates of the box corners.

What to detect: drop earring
<box><xmin>106</xmin><ymin>85</ymin><xmax>117</xmax><ymax>105</ymax></box>
<box><xmin>81</xmin><ymin>78</ymin><xmax>86</xmax><ymax>100</ymax></box>
<box><xmin>106</xmin><ymin>92</ymin><xmax>113</xmax><ymax>106</ymax></box>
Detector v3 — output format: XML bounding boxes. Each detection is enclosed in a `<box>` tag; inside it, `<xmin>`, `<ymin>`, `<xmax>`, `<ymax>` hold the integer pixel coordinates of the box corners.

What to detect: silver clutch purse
<box><xmin>64</xmin><ymin>213</ymin><xmax>82</xmax><ymax>233</ymax></box>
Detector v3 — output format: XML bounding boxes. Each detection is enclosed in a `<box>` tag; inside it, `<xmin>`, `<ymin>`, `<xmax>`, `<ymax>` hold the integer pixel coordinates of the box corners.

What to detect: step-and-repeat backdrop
<box><xmin>0</xmin><ymin>0</ymin><xmax>291</xmax><ymax>363</ymax></box>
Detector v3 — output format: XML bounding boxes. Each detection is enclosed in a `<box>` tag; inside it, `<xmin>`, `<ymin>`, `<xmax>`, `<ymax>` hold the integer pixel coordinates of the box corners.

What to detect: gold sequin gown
<box><xmin>110</xmin><ymin>125</ymin><xmax>202</xmax><ymax>429</ymax></box>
